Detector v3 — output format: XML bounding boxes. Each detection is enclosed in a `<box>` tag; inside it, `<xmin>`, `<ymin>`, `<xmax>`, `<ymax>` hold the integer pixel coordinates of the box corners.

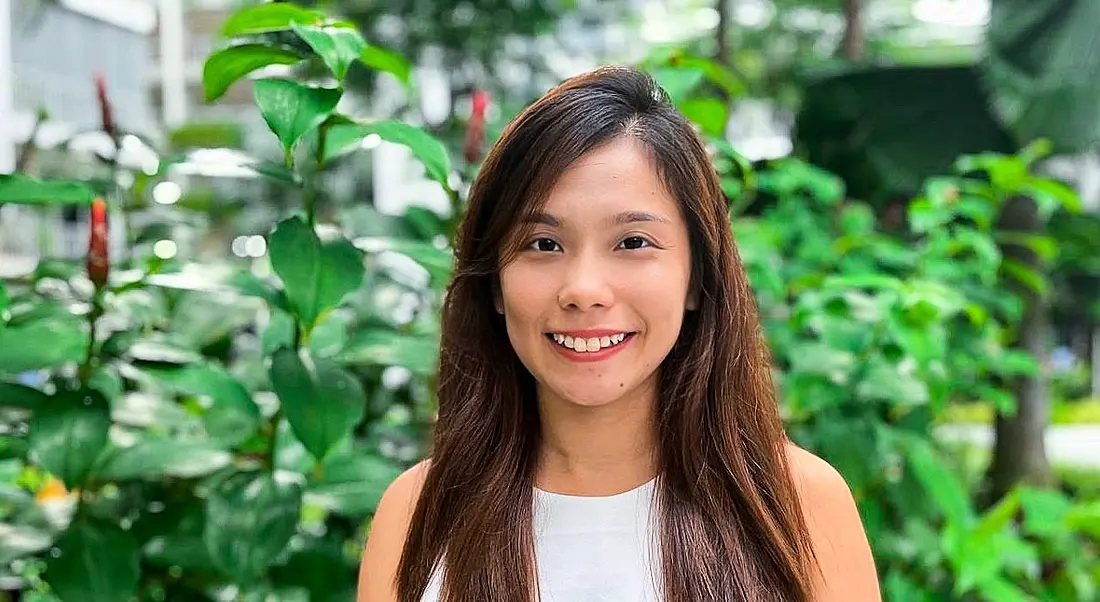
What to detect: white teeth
<box><xmin>550</xmin><ymin>332</ymin><xmax>630</xmax><ymax>353</ymax></box>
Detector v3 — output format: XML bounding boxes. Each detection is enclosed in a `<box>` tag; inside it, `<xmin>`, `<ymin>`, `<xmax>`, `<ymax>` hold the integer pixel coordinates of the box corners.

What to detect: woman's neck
<box><xmin>533</xmin><ymin>381</ymin><xmax>659</xmax><ymax>496</ymax></box>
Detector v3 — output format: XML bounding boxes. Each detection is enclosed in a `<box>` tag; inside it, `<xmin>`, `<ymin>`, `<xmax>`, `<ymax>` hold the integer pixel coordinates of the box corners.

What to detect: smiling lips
<box><xmin>546</xmin><ymin>329</ymin><xmax>635</xmax><ymax>361</ymax></box>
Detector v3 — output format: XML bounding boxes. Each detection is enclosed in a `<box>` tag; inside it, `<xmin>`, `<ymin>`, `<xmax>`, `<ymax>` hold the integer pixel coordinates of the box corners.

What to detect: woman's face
<box><xmin>498</xmin><ymin>137</ymin><xmax>695</xmax><ymax>410</ymax></box>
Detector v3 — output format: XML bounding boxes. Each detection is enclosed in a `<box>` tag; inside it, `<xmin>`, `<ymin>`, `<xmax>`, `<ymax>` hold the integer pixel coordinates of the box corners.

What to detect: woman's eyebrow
<box><xmin>610</xmin><ymin>211</ymin><xmax>671</xmax><ymax>226</ymax></box>
<box><xmin>523</xmin><ymin>211</ymin><xmax>561</xmax><ymax>227</ymax></box>
<box><xmin>522</xmin><ymin>210</ymin><xmax>671</xmax><ymax>227</ymax></box>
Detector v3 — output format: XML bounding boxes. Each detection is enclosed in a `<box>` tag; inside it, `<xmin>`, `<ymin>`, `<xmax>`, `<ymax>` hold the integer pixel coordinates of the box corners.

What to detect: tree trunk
<box><xmin>715</xmin><ymin>0</ymin><xmax>731</xmax><ymax>68</ymax></box>
<box><xmin>840</xmin><ymin>0</ymin><xmax>864</xmax><ymax>60</ymax></box>
<box><xmin>986</xmin><ymin>195</ymin><xmax>1054</xmax><ymax>499</ymax></box>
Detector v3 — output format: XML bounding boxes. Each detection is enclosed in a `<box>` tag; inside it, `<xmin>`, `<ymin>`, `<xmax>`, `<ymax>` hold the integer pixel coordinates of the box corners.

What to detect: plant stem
<box><xmin>77</xmin><ymin>289</ymin><xmax>104</xmax><ymax>384</ymax></box>
<box><xmin>306</xmin><ymin>126</ymin><xmax>328</xmax><ymax>228</ymax></box>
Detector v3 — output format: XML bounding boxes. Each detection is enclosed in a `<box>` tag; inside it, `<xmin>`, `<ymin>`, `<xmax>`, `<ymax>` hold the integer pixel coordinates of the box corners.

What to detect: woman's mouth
<box><xmin>545</xmin><ymin>331</ymin><xmax>636</xmax><ymax>361</ymax></box>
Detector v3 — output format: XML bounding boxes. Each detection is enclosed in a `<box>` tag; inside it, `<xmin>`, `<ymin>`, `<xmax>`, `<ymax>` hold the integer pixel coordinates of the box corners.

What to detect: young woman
<box><xmin>357</xmin><ymin>66</ymin><xmax>880</xmax><ymax>602</ymax></box>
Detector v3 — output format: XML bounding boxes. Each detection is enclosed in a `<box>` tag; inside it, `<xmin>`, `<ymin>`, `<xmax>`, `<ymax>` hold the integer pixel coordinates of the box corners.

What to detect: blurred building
<box><xmin>0</xmin><ymin>0</ymin><xmax>156</xmax><ymax>276</ymax></box>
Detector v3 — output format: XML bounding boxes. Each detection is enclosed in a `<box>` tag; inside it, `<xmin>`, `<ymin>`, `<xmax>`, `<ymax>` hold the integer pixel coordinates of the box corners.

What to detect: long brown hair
<box><xmin>397</xmin><ymin>65</ymin><xmax>818</xmax><ymax>602</ymax></box>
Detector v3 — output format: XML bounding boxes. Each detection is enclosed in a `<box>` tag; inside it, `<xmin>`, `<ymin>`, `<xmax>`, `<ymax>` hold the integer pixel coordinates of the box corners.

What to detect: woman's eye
<box><xmin>619</xmin><ymin>236</ymin><xmax>651</xmax><ymax>250</ymax></box>
<box><xmin>529</xmin><ymin>238</ymin><xmax>560</xmax><ymax>252</ymax></box>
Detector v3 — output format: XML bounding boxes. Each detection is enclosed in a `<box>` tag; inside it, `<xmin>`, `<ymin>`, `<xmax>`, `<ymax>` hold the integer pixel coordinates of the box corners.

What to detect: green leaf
<box><xmin>46</xmin><ymin>517</ymin><xmax>139</xmax><ymax>602</ymax></box>
<box><xmin>1024</xmin><ymin>177</ymin><xmax>1082</xmax><ymax>213</ymax></box>
<box><xmin>221</xmin><ymin>3</ymin><xmax>323</xmax><ymax>36</ymax></box>
<box><xmin>994</xmin><ymin>231</ymin><xmax>1059</xmax><ymax>262</ymax></box>
<box><xmin>1018</xmin><ymin>487</ymin><xmax>1072</xmax><ymax>537</ymax></box>
<box><xmin>323</xmin><ymin>120</ymin><xmax>452</xmax><ymax>189</ymax></box>
<box><xmin>290</xmin><ymin>22</ymin><xmax>365</xmax><ymax>80</ymax></box>
<box><xmin>269</xmin><ymin>215</ymin><xmax>365</xmax><ymax>331</ymax></box>
<box><xmin>0</xmin><ymin>522</ymin><xmax>53</xmax><ymax>564</ymax></box>
<box><xmin>649</xmin><ymin>66</ymin><xmax>704</xmax><ymax>104</ymax></box>
<box><xmin>0</xmin><ymin>174</ymin><xmax>96</xmax><ymax>205</ymax></box>
<box><xmin>139</xmin><ymin>363</ymin><xmax>262</xmax><ymax>447</ymax></box>
<box><xmin>97</xmin><ymin>439</ymin><xmax>232</xmax><ymax>481</ymax></box>
<box><xmin>202</xmin><ymin>44</ymin><xmax>304</xmax><ymax>102</ymax></box>
<box><xmin>679</xmin><ymin>97</ymin><xmax>727</xmax><ymax>137</ymax></box>
<box><xmin>336</xmin><ymin>329</ymin><xmax>440</xmax><ymax>376</ymax></box>
<box><xmin>1001</xmin><ymin>257</ymin><xmax>1050</xmax><ymax>297</ymax></box>
<box><xmin>361</xmin><ymin>44</ymin><xmax>412</xmax><ymax>85</ymax></box>
<box><xmin>253</xmin><ymin>79</ymin><xmax>342</xmax><ymax>159</ymax></box>
<box><xmin>127</xmin><ymin>338</ymin><xmax>203</xmax><ymax>364</ymax></box>
<box><xmin>28</xmin><ymin>388</ymin><xmax>111</xmax><ymax>488</ymax></box>
<box><xmin>901</xmin><ymin>434</ymin><xmax>974</xmax><ymax>525</ymax></box>
<box><xmin>0</xmin><ymin>381</ymin><xmax>49</xmax><ymax>409</ymax></box>
<box><xmin>204</xmin><ymin>470</ymin><xmax>302</xmax><ymax>585</ymax></box>
<box><xmin>270</xmin><ymin>347</ymin><xmax>366</xmax><ymax>462</ymax></box>
<box><xmin>0</xmin><ymin>315</ymin><xmax>88</xmax><ymax>374</ymax></box>
<box><xmin>369</xmin><ymin>238</ymin><xmax>454</xmax><ymax>285</ymax></box>
<box><xmin>0</xmin><ymin>281</ymin><xmax>9</xmax><ymax>321</ymax></box>
<box><xmin>306</xmin><ymin>451</ymin><xmax>402</xmax><ymax>516</ymax></box>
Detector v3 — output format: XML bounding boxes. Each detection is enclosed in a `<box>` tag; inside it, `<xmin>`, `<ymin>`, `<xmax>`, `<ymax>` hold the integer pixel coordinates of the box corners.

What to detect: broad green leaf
<box><xmin>679</xmin><ymin>97</ymin><xmax>727</xmax><ymax>137</ymax></box>
<box><xmin>253</xmin><ymin>79</ymin><xmax>342</xmax><ymax>158</ymax></box>
<box><xmin>0</xmin><ymin>316</ymin><xmax>88</xmax><ymax>374</ymax></box>
<box><xmin>994</xmin><ymin>231</ymin><xmax>1059</xmax><ymax>262</ymax></box>
<box><xmin>306</xmin><ymin>451</ymin><xmax>402</xmax><ymax>516</ymax></box>
<box><xmin>204</xmin><ymin>470</ymin><xmax>302</xmax><ymax>585</ymax></box>
<box><xmin>975</xmin><ymin>577</ymin><xmax>1033</xmax><ymax>602</ymax></box>
<box><xmin>993</xmin><ymin>349</ymin><xmax>1040</xmax><ymax>378</ymax></box>
<box><xmin>0</xmin><ymin>381</ymin><xmax>49</xmax><ymax>409</ymax></box>
<box><xmin>140</xmin><ymin>499</ymin><xmax>218</xmax><ymax>572</ymax></box>
<box><xmin>45</xmin><ymin>517</ymin><xmax>140</xmax><ymax>602</ymax></box>
<box><xmin>323</xmin><ymin>121</ymin><xmax>452</xmax><ymax>189</ymax></box>
<box><xmin>127</xmin><ymin>338</ymin><xmax>203</xmax><ymax>364</ymax></box>
<box><xmin>274</xmin><ymin>541</ymin><xmax>355</xmax><ymax>602</ymax></box>
<box><xmin>369</xmin><ymin>238</ymin><xmax>454</xmax><ymax>285</ymax></box>
<box><xmin>290</xmin><ymin>22</ymin><xmax>365</xmax><ymax>80</ymax></box>
<box><xmin>0</xmin><ymin>522</ymin><xmax>52</xmax><ymax>563</ymax></box>
<box><xmin>270</xmin><ymin>348</ymin><xmax>366</xmax><ymax>462</ymax></box>
<box><xmin>1001</xmin><ymin>257</ymin><xmax>1049</xmax><ymax>297</ymax></box>
<box><xmin>1065</xmin><ymin>501</ymin><xmax>1100</xmax><ymax>539</ymax></box>
<box><xmin>139</xmin><ymin>363</ymin><xmax>262</xmax><ymax>447</ymax></box>
<box><xmin>901</xmin><ymin>434</ymin><xmax>974</xmax><ymax>525</ymax></box>
<box><xmin>649</xmin><ymin>66</ymin><xmax>704</xmax><ymax>104</ymax></box>
<box><xmin>269</xmin><ymin>215</ymin><xmax>365</xmax><ymax>331</ymax></box>
<box><xmin>158</xmin><ymin>149</ymin><xmax>300</xmax><ymax>185</ymax></box>
<box><xmin>97</xmin><ymin>439</ymin><xmax>232</xmax><ymax>481</ymax></box>
<box><xmin>0</xmin><ymin>281</ymin><xmax>9</xmax><ymax>321</ymax></box>
<box><xmin>222</xmin><ymin>3</ymin><xmax>323</xmax><ymax>36</ymax></box>
<box><xmin>1018</xmin><ymin>487</ymin><xmax>1072</xmax><ymax>537</ymax></box>
<box><xmin>0</xmin><ymin>174</ymin><xmax>95</xmax><ymax>205</ymax></box>
<box><xmin>361</xmin><ymin>45</ymin><xmax>412</xmax><ymax>85</ymax></box>
<box><xmin>336</xmin><ymin>329</ymin><xmax>440</xmax><ymax>376</ymax></box>
<box><xmin>28</xmin><ymin>388</ymin><xmax>111</xmax><ymax>488</ymax></box>
<box><xmin>309</xmin><ymin>311</ymin><xmax>351</xmax><ymax>357</ymax></box>
<box><xmin>1024</xmin><ymin>177</ymin><xmax>1082</xmax><ymax>212</ymax></box>
<box><xmin>855</xmin><ymin>360</ymin><xmax>930</xmax><ymax>407</ymax></box>
<box><xmin>974</xmin><ymin>489</ymin><xmax>1021</xmax><ymax>537</ymax></box>
<box><xmin>203</xmin><ymin>44</ymin><xmax>304</xmax><ymax>102</ymax></box>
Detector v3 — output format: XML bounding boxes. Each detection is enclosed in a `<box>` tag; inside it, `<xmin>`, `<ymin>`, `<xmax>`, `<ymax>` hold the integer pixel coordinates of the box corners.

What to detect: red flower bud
<box><xmin>94</xmin><ymin>73</ymin><xmax>117</xmax><ymax>140</ymax></box>
<box><xmin>463</xmin><ymin>90</ymin><xmax>491</xmax><ymax>164</ymax></box>
<box><xmin>87</xmin><ymin>198</ymin><xmax>109</xmax><ymax>288</ymax></box>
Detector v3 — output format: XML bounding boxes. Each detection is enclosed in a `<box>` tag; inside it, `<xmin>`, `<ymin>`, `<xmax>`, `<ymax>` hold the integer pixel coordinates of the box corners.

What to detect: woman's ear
<box><xmin>685</xmin><ymin>275</ymin><xmax>699</xmax><ymax>311</ymax></box>
<box><xmin>492</xmin><ymin>279</ymin><xmax>505</xmax><ymax>314</ymax></box>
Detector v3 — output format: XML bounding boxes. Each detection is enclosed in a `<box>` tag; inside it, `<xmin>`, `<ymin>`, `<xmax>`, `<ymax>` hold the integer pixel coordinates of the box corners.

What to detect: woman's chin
<box><xmin>540</xmin><ymin>382</ymin><xmax>639</xmax><ymax>410</ymax></box>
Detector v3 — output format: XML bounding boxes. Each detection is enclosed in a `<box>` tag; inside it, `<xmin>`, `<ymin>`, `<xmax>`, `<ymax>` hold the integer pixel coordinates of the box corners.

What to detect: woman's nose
<box><xmin>555</xmin><ymin>255</ymin><xmax>614</xmax><ymax>310</ymax></box>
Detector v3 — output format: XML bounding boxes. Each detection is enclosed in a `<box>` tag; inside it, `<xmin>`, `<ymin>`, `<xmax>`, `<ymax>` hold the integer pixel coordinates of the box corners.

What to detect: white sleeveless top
<box><xmin>420</xmin><ymin>478</ymin><xmax>662</xmax><ymax>601</ymax></box>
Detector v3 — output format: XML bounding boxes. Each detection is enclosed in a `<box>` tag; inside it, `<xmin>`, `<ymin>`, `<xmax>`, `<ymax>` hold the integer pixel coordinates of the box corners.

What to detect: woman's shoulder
<box><xmin>783</xmin><ymin>443</ymin><xmax>882</xmax><ymax>601</ymax></box>
<box><xmin>357</xmin><ymin>460</ymin><xmax>432</xmax><ymax>602</ymax></box>
<box><xmin>784</xmin><ymin>443</ymin><xmax>850</xmax><ymax>497</ymax></box>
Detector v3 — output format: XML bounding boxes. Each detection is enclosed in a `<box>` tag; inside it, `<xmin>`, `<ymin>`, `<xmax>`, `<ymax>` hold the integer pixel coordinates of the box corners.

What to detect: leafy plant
<box><xmin>0</xmin><ymin>3</ymin><xmax>447</xmax><ymax>601</ymax></box>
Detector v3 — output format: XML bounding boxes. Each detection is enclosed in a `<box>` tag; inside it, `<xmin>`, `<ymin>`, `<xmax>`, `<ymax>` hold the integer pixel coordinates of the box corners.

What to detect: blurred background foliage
<box><xmin>1</xmin><ymin>0</ymin><xmax>1098</xmax><ymax>601</ymax></box>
